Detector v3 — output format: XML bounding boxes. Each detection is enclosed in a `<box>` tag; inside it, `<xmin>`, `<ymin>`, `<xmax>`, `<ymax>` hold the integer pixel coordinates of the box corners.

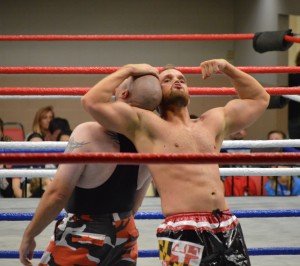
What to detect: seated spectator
<box><xmin>251</xmin><ymin>129</ymin><xmax>287</xmax><ymax>157</ymax></box>
<box><xmin>29</xmin><ymin>175</ymin><xmax>52</xmax><ymax>198</ymax></box>
<box><xmin>0</xmin><ymin>118</ymin><xmax>12</xmax><ymax>141</ymax></box>
<box><xmin>26</xmin><ymin>106</ymin><xmax>55</xmax><ymax>141</ymax></box>
<box><xmin>0</xmin><ymin>177</ymin><xmax>14</xmax><ymax>198</ymax></box>
<box><xmin>48</xmin><ymin>117</ymin><xmax>72</xmax><ymax>141</ymax></box>
<box><xmin>224</xmin><ymin>128</ymin><xmax>251</xmax><ymax>154</ymax></box>
<box><xmin>221</xmin><ymin>128</ymin><xmax>250</xmax><ymax>194</ymax></box>
<box><xmin>265</xmin><ymin>165</ymin><xmax>300</xmax><ymax>196</ymax></box>
<box><xmin>10</xmin><ymin>176</ymin><xmax>26</xmax><ymax>198</ymax></box>
<box><xmin>229</xmin><ymin>128</ymin><xmax>247</xmax><ymax>141</ymax></box>
<box><xmin>13</xmin><ymin>132</ymin><xmax>53</xmax><ymax>197</ymax></box>
<box><xmin>27</xmin><ymin>132</ymin><xmax>44</xmax><ymax>141</ymax></box>
<box><xmin>0</xmin><ymin>118</ymin><xmax>14</xmax><ymax>198</ymax></box>
<box><xmin>224</xmin><ymin>176</ymin><xmax>258</xmax><ymax>196</ymax></box>
<box><xmin>247</xmin><ymin>130</ymin><xmax>284</xmax><ymax>196</ymax></box>
<box><xmin>267</xmin><ymin>129</ymin><xmax>287</xmax><ymax>140</ymax></box>
<box><xmin>28</xmin><ymin>133</ymin><xmax>53</xmax><ymax>197</ymax></box>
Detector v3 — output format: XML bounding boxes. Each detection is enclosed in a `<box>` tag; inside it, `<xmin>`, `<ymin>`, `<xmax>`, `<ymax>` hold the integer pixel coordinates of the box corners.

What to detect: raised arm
<box><xmin>81</xmin><ymin>64</ymin><xmax>159</xmax><ymax>135</ymax></box>
<box><xmin>201</xmin><ymin>59</ymin><xmax>270</xmax><ymax>135</ymax></box>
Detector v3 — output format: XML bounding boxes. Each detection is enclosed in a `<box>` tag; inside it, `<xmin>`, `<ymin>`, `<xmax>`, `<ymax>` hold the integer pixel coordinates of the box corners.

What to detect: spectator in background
<box><xmin>265</xmin><ymin>165</ymin><xmax>300</xmax><ymax>196</ymax></box>
<box><xmin>222</xmin><ymin>128</ymin><xmax>259</xmax><ymax>196</ymax></box>
<box><xmin>48</xmin><ymin>117</ymin><xmax>72</xmax><ymax>141</ymax></box>
<box><xmin>0</xmin><ymin>118</ymin><xmax>14</xmax><ymax>198</ymax></box>
<box><xmin>267</xmin><ymin>130</ymin><xmax>287</xmax><ymax>140</ymax></box>
<box><xmin>226</xmin><ymin>128</ymin><xmax>250</xmax><ymax>154</ymax></box>
<box><xmin>27</xmin><ymin>133</ymin><xmax>52</xmax><ymax>198</ymax></box>
<box><xmin>223</xmin><ymin>176</ymin><xmax>258</xmax><ymax>196</ymax></box>
<box><xmin>229</xmin><ymin>128</ymin><xmax>247</xmax><ymax>141</ymax></box>
<box><xmin>13</xmin><ymin>132</ymin><xmax>53</xmax><ymax>198</ymax></box>
<box><xmin>245</xmin><ymin>130</ymin><xmax>288</xmax><ymax>196</ymax></box>
<box><xmin>0</xmin><ymin>118</ymin><xmax>12</xmax><ymax>141</ymax></box>
<box><xmin>27</xmin><ymin>106</ymin><xmax>54</xmax><ymax>141</ymax></box>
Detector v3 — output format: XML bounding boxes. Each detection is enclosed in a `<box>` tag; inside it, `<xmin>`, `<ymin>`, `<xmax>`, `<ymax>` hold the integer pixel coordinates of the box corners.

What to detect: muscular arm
<box><xmin>19</xmin><ymin>131</ymin><xmax>86</xmax><ymax>265</ymax></box>
<box><xmin>201</xmin><ymin>59</ymin><xmax>270</xmax><ymax>135</ymax></box>
<box><xmin>81</xmin><ymin>64</ymin><xmax>158</xmax><ymax>135</ymax></box>
<box><xmin>19</xmin><ymin>163</ymin><xmax>85</xmax><ymax>265</ymax></box>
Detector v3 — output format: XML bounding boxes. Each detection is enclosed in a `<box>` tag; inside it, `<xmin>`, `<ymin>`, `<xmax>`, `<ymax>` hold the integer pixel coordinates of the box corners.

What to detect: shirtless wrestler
<box><xmin>81</xmin><ymin>59</ymin><xmax>270</xmax><ymax>265</ymax></box>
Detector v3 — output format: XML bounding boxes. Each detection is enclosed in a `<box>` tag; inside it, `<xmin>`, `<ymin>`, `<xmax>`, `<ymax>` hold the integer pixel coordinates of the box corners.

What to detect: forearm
<box><xmin>23</xmin><ymin>189</ymin><xmax>67</xmax><ymax>240</ymax></box>
<box><xmin>222</xmin><ymin>62</ymin><xmax>269</xmax><ymax>102</ymax></box>
<box><xmin>81</xmin><ymin>65</ymin><xmax>133</xmax><ymax>109</ymax></box>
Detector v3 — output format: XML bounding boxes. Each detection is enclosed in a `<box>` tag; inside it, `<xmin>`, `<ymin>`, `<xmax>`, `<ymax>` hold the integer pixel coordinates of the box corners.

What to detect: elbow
<box><xmin>255</xmin><ymin>89</ymin><xmax>270</xmax><ymax>111</ymax></box>
<box><xmin>263</xmin><ymin>93</ymin><xmax>271</xmax><ymax>110</ymax></box>
<box><xmin>46</xmin><ymin>185</ymin><xmax>70</xmax><ymax>206</ymax></box>
<box><xmin>81</xmin><ymin>95</ymin><xmax>90</xmax><ymax>112</ymax></box>
<box><xmin>50</xmin><ymin>190</ymin><xmax>70</xmax><ymax>207</ymax></box>
<box><xmin>81</xmin><ymin>95</ymin><xmax>97</xmax><ymax>115</ymax></box>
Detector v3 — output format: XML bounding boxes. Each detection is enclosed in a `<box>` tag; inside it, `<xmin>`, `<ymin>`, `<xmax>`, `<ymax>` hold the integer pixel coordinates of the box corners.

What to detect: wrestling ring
<box><xmin>1</xmin><ymin>32</ymin><xmax>300</xmax><ymax>266</ymax></box>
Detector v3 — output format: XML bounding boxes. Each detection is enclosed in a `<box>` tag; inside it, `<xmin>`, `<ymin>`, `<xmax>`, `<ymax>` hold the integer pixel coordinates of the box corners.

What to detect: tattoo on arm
<box><xmin>65</xmin><ymin>137</ymin><xmax>90</xmax><ymax>152</ymax></box>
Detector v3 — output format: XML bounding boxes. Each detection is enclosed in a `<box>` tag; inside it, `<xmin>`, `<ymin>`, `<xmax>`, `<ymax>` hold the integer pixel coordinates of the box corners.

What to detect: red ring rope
<box><xmin>284</xmin><ymin>35</ymin><xmax>300</xmax><ymax>43</ymax></box>
<box><xmin>0</xmin><ymin>87</ymin><xmax>300</xmax><ymax>96</ymax></box>
<box><xmin>188</xmin><ymin>87</ymin><xmax>300</xmax><ymax>96</ymax></box>
<box><xmin>0</xmin><ymin>34</ymin><xmax>256</xmax><ymax>41</ymax></box>
<box><xmin>0</xmin><ymin>34</ymin><xmax>299</xmax><ymax>43</ymax></box>
<box><xmin>0</xmin><ymin>66</ymin><xmax>299</xmax><ymax>74</ymax></box>
<box><xmin>0</xmin><ymin>152</ymin><xmax>299</xmax><ymax>165</ymax></box>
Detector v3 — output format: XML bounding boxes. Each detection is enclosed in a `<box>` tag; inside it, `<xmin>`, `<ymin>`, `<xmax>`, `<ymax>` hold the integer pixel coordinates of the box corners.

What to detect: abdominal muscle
<box><xmin>150</xmin><ymin>163</ymin><xmax>228</xmax><ymax>216</ymax></box>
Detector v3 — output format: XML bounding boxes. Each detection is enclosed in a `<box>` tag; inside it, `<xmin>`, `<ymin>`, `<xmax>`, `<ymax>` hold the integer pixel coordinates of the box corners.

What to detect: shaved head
<box><xmin>116</xmin><ymin>75</ymin><xmax>162</xmax><ymax>111</ymax></box>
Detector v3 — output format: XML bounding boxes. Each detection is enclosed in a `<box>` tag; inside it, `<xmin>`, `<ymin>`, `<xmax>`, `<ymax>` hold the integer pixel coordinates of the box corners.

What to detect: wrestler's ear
<box><xmin>120</xmin><ymin>90</ymin><xmax>129</xmax><ymax>99</ymax></box>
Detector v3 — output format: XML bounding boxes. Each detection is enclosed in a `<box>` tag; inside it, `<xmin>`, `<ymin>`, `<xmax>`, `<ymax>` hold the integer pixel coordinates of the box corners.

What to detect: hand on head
<box><xmin>126</xmin><ymin>63</ymin><xmax>159</xmax><ymax>78</ymax></box>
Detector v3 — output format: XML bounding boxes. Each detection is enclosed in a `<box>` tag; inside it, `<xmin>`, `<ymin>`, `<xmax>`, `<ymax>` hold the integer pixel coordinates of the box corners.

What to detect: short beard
<box><xmin>161</xmin><ymin>91</ymin><xmax>189</xmax><ymax>108</ymax></box>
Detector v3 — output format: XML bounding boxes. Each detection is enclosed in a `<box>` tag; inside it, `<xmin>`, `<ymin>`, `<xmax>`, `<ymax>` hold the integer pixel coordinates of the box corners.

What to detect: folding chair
<box><xmin>3</xmin><ymin>122</ymin><xmax>25</xmax><ymax>141</ymax></box>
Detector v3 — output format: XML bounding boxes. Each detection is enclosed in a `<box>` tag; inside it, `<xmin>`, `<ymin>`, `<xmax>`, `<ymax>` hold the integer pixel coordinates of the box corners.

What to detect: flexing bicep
<box><xmin>224</xmin><ymin>97</ymin><xmax>268</xmax><ymax>135</ymax></box>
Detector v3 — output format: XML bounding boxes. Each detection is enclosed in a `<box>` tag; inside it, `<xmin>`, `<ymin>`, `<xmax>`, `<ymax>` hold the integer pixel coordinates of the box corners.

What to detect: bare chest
<box><xmin>158</xmin><ymin>126</ymin><xmax>216</xmax><ymax>153</ymax></box>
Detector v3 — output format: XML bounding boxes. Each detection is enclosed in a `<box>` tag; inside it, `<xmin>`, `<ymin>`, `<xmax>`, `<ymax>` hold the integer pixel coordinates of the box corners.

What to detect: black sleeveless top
<box><xmin>65</xmin><ymin>133</ymin><xmax>139</xmax><ymax>214</ymax></box>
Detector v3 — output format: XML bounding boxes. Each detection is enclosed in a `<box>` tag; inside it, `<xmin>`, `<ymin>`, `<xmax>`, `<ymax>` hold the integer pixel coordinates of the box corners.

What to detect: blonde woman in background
<box><xmin>26</xmin><ymin>106</ymin><xmax>55</xmax><ymax>141</ymax></box>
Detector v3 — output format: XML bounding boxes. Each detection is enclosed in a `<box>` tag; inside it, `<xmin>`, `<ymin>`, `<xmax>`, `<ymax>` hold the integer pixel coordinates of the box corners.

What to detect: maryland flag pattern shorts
<box><xmin>157</xmin><ymin>210</ymin><xmax>250</xmax><ymax>266</ymax></box>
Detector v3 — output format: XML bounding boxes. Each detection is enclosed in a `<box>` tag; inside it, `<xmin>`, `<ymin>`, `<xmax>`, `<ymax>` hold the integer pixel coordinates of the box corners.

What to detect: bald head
<box><xmin>116</xmin><ymin>75</ymin><xmax>162</xmax><ymax>111</ymax></box>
